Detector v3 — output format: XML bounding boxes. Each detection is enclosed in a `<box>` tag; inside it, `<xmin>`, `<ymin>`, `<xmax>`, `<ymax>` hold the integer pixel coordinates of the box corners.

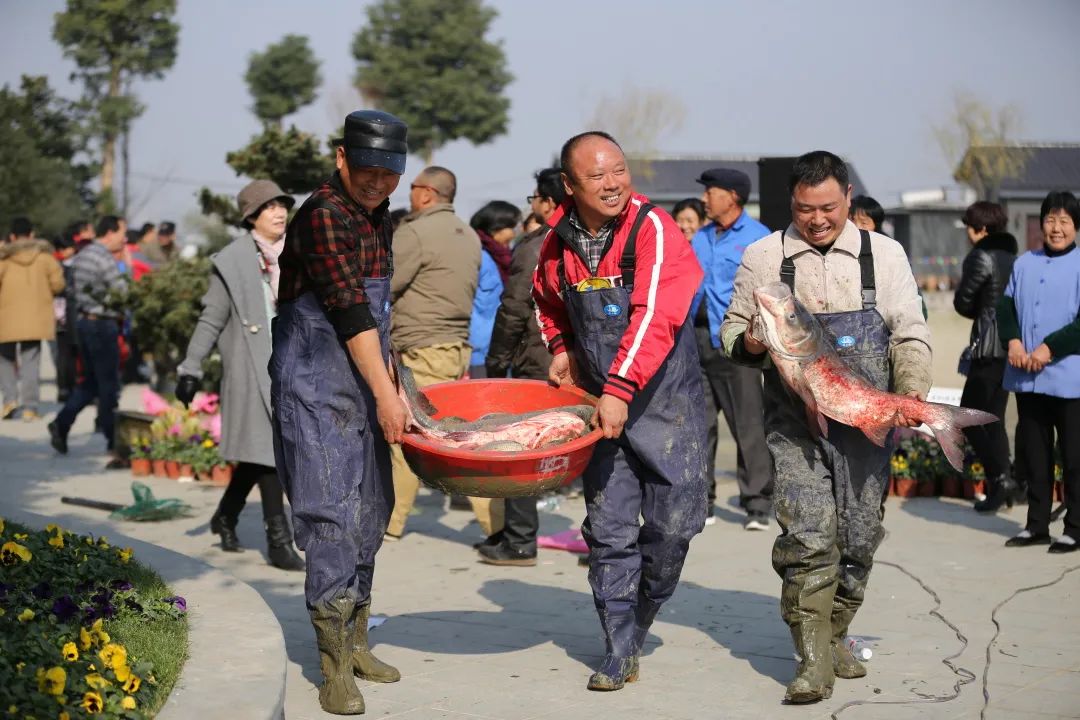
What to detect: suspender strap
<box><xmin>780</xmin><ymin>235</ymin><xmax>796</xmax><ymax>293</ymax></box>
<box><xmin>858</xmin><ymin>229</ymin><xmax>876</xmax><ymax>308</ymax></box>
<box><xmin>619</xmin><ymin>203</ymin><xmax>656</xmax><ymax>288</ymax></box>
<box><xmin>778</xmin><ymin>230</ymin><xmax>876</xmax><ymax>309</ymax></box>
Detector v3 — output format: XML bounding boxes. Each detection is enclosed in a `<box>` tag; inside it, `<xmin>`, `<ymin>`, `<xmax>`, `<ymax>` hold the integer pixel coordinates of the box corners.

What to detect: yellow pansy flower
<box><xmin>79</xmin><ymin>626</ymin><xmax>93</xmax><ymax>651</ymax></box>
<box><xmin>15</xmin><ymin>662</ymin><xmax>24</xmax><ymax>672</ymax></box>
<box><xmin>91</xmin><ymin>619</ymin><xmax>110</xmax><ymax>645</ymax></box>
<box><xmin>120</xmin><ymin>696</ymin><xmax>136</xmax><ymax>711</ymax></box>
<box><xmin>37</xmin><ymin>666</ymin><xmax>66</xmax><ymax>695</ymax></box>
<box><xmin>61</xmin><ymin>642</ymin><xmax>79</xmax><ymax>662</ymax></box>
<box><xmin>13</xmin><ymin>533</ymin><xmax>27</xmax><ymax>540</ymax></box>
<box><xmin>0</xmin><ymin>517</ymin><xmax>5</xmax><ymax>533</ymax></box>
<box><xmin>45</xmin><ymin>523</ymin><xmax>60</xmax><ymax>534</ymax></box>
<box><xmin>202</xmin><ymin>438</ymin><xmax>214</xmax><ymax>448</ymax></box>
<box><xmin>114</xmin><ymin>664</ymin><xmax>130</xmax><ymax>682</ymax></box>
<box><xmin>121</xmin><ymin>674</ymin><xmax>141</xmax><ymax>694</ymax></box>
<box><xmin>84</xmin><ymin>537</ymin><xmax>94</xmax><ymax>546</ymax></box>
<box><xmin>80</xmin><ymin>691</ymin><xmax>104</xmax><ymax>714</ymax></box>
<box><xmin>1</xmin><ymin>541</ymin><xmax>32</xmax><ymax>564</ymax></box>
<box><xmin>116</xmin><ymin>547</ymin><xmax>133</xmax><ymax>564</ymax></box>
<box><xmin>17</xmin><ymin>608</ymin><xmax>34</xmax><ymax>623</ymax></box>
<box><xmin>84</xmin><ymin>673</ymin><xmax>110</xmax><ymax>690</ymax></box>
<box><xmin>48</xmin><ymin>534</ymin><xmax>64</xmax><ymax>549</ymax></box>
<box><xmin>99</xmin><ymin>643</ymin><xmax>127</xmax><ymax>670</ymax></box>
<box><xmin>0</xmin><ymin>607</ymin><xmax>5</xmax><ymax>617</ymax></box>
<box><xmin>96</xmin><ymin>536</ymin><xmax>109</xmax><ymax>549</ymax></box>
<box><xmin>59</xmin><ymin>712</ymin><xmax>72</xmax><ymax>720</ymax></box>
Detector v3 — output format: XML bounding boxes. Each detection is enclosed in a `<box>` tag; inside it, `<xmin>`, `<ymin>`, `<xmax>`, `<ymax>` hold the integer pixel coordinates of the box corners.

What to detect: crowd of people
<box><xmin>1</xmin><ymin>107</ymin><xmax>1077</xmax><ymax>709</ymax></box>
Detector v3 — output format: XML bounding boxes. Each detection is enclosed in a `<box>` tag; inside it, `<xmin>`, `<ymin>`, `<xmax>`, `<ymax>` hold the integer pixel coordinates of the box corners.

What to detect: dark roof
<box><xmin>958</xmin><ymin>144</ymin><xmax>1080</xmax><ymax>199</ymax></box>
<box><xmin>628</xmin><ymin>155</ymin><xmax>869</xmax><ymax>203</ymax></box>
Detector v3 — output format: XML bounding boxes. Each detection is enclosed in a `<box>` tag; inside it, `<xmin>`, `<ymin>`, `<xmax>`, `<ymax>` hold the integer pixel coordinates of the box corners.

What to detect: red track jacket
<box><xmin>532</xmin><ymin>194</ymin><xmax>703</xmax><ymax>403</ymax></box>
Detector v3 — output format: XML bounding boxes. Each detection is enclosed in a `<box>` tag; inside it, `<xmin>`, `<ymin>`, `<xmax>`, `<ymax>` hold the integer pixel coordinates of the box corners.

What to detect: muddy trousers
<box><xmin>768</xmin><ymin>423</ymin><xmax>889</xmax><ymax>647</ymax></box>
<box><xmin>387</xmin><ymin>342</ymin><xmax>504</xmax><ymax>537</ymax></box>
<box><xmin>582</xmin><ymin>439</ymin><xmax>705</xmax><ymax>655</ymax></box>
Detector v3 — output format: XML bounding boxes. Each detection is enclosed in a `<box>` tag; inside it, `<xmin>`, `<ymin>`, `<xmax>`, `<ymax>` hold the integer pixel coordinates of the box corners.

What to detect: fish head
<box><xmin>753</xmin><ymin>282</ymin><xmax>821</xmax><ymax>359</ymax></box>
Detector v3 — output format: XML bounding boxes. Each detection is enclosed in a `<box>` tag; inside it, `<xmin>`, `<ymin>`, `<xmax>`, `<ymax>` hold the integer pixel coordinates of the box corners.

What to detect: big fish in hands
<box><xmin>397</xmin><ymin>364</ymin><xmax>592</xmax><ymax>452</ymax></box>
<box><xmin>752</xmin><ymin>282</ymin><xmax>997</xmax><ymax>471</ymax></box>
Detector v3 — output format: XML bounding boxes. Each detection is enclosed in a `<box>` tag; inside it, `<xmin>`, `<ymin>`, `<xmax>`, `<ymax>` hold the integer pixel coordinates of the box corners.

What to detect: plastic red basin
<box><xmin>400</xmin><ymin>378</ymin><xmax>602</xmax><ymax>498</ymax></box>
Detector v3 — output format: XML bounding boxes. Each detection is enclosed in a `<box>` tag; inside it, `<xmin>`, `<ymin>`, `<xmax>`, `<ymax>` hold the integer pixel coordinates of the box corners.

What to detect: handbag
<box><xmin>957</xmin><ymin>343</ymin><xmax>974</xmax><ymax>376</ymax></box>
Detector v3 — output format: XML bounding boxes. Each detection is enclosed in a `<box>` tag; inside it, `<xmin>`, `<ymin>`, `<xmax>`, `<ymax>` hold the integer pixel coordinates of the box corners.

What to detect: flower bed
<box><xmin>0</xmin><ymin>518</ymin><xmax>188</xmax><ymax>718</ymax></box>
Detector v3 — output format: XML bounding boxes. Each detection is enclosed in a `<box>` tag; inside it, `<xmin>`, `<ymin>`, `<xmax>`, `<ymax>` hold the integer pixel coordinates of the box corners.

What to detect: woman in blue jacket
<box><xmin>468</xmin><ymin>201</ymin><xmax>521</xmax><ymax>377</ymax></box>
<box><xmin>998</xmin><ymin>190</ymin><xmax>1080</xmax><ymax>553</ymax></box>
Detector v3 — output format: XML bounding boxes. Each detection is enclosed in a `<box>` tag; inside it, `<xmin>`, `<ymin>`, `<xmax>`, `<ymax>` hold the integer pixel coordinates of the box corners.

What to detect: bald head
<box><xmin>410</xmin><ymin>166</ymin><xmax>457</xmax><ymax>213</ymax></box>
<box><xmin>559</xmin><ymin>131</ymin><xmax>632</xmax><ymax>233</ymax></box>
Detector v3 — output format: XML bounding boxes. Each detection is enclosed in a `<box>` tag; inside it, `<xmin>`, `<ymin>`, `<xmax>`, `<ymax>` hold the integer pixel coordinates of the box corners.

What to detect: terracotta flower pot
<box><xmin>917</xmin><ymin>480</ymin><xmax>937</xmax><ymax>497</ymax></box>
<box><xmin>151</xmin><ymin>459</ymin><xmax>168</xmax><ymax>477</ymax></box>
<box><xmin>130</xmin><ymin>458</ymin><xmax>151</xmax><ymax>477</ymax></box>
<box><xmin>893</xmin><ymin>477</ymin><xmax>919</xmax><ymax>498</ymax></box>
<box><xmin>1054</xmin><ymin>481</ymin><xmax>1065</xmax><ymax>503</ymax></box>
<box><xmin>178</xmin><ymin>463</ymin><xmax>195</xmax><ymax>482</ymax></box>
<box><xmin>165</xmin><ymin>460</ymin><xmax>181</xmax><ymax>479</ymax></box>
<box><xmin>940</xmin><ymin>475</ymin><xmax>963</xmax><ymax>498</ymax></box>
<box><xmin>210</xmin><ymin>464</ymin><xmax>233</xmax><ymax>486</ymax></box>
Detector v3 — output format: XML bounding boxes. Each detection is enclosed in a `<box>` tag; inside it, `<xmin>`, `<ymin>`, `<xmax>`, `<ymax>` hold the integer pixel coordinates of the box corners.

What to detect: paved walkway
<box><xmin>2</xmin><ymin>306</ymin><xmax>1077</xmax><ymax>719</ymax></box>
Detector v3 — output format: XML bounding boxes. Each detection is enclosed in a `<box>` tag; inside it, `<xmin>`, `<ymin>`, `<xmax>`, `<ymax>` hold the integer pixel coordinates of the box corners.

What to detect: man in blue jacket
<box><xmin>690</xmin><ymin>168</ymin><xmax>775</xmax><ymax>530</ymax></box>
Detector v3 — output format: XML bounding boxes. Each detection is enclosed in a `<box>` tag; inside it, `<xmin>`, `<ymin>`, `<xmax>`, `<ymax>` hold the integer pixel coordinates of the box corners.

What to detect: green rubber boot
<box><xmin>310</xmin><ymin>597</ymin><xmax>366</xmax><ymax>715</ymax></box>
<box><xmin>352</xmin><ymin>602</ymin><xmax>401</xmax><ymax>683</ymax></box>
<box><xmin>784</xmin><ymin>620</ymin><xmax>835</xmax><ymax>704</ymax></box>
<box><xmin>831</xmin><ymin>598</ymin><xmax>866</xmax><ymax>679</ymax></box>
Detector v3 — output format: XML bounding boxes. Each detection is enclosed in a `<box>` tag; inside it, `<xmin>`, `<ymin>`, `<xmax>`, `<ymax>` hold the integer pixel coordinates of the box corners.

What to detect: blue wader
<box><xmin>561</xmin><ymin>205</ymin><xmax>708</xmax><ymax>683</ymax></box>
<box><xmin>270</xmin><ymin>280</ymin><xmax>394</xmax><ymax>610</ymax></box>
<box><xmin>768</xmin><ymin>230</ymin><xmax>892</xmax><ymax>699</ymax></box>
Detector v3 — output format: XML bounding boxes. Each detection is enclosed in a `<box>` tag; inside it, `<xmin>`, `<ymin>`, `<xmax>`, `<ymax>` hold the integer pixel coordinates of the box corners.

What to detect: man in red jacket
<box><xmin>533</xmin><ymin>131</ymin><xmax>709</xmax><ymax>691</ymax></box>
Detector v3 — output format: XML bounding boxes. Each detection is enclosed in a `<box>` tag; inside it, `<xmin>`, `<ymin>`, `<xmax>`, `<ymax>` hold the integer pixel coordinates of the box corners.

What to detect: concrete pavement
<box><xmin>2</xmin><ymin>304</ymin><xmax>1077</xmax><ymax>719</ymax></box>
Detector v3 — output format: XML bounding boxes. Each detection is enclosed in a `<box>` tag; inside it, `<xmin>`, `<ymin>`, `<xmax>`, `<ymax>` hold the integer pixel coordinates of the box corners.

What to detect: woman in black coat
<box><xmin>953</xmin><ymin>201</ymin><xmax>1019</xmax><ymax>512</ymax></box>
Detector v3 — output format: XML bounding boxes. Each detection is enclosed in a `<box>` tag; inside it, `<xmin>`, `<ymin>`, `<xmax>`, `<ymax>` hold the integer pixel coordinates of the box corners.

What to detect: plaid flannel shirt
<box><xmin>278</xmin><ymin>173</ymin><xmax>392</xmax><ymax>338</ymax></box>
<box><xmin>566</xmin><ymin>209</ymin><xmax>616</xmax><ymax>274</ymax></box>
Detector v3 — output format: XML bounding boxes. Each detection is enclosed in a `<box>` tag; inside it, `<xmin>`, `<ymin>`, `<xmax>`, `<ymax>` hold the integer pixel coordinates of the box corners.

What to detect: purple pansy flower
<box><xmin>52</xmin><ymin>595</ymin><xmax>80</xmax><ymax>622</ymax></box>
<box><xmin>163</xmin><ymin>595</ymin><xmax>187</xmax><ymax>613</ymax></box>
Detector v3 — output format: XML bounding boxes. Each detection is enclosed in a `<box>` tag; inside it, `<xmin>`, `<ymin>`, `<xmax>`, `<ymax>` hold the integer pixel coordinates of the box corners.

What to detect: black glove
<box><xmin>175</xmin><ymin>375</ymin><xmax>199</xmax><ymax>407</ymax></box>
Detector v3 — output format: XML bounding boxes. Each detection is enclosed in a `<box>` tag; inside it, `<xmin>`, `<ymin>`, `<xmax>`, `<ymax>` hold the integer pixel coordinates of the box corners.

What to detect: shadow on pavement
<box><xmin>894</xmin><ymin>495</ymin><xmax>1023</xmax><ymax>540</ymax></box>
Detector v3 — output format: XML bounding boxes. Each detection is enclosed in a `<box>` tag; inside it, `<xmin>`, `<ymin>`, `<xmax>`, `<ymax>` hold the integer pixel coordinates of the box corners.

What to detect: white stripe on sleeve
<box><xmin>617</xmin><ymin>210</ymin><xmax>663</xmax><ymax>378</ymax></box>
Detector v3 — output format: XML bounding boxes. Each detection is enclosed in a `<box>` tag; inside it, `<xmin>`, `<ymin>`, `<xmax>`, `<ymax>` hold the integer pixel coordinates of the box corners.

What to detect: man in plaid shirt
<box><xmin>270</xmin><ymin>110</ymin><xmax>408</xmax><ymax>715</ymax></box>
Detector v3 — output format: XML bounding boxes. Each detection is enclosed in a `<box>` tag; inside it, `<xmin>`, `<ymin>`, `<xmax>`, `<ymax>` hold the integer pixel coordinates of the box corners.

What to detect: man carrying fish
<box><xmin>532</xmin><ymin>131</ymin><xmax>709</xmax><ymax>691</ymax></box>
<box><xmin>270</xmin><ymin>110</ymin><xmax>408</xmax><ymax>715</ymax></box>
<box><xmin>721</xmin><ymin>151</ymin><xmax>935</xmax><ymax>704</ymax></box>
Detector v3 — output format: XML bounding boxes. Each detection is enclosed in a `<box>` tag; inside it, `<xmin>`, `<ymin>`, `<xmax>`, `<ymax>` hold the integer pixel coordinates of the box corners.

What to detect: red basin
<box><xmin>400</xmin><ymin>378</ymin><xmax>603</xmax><ymax>498</ymax></box>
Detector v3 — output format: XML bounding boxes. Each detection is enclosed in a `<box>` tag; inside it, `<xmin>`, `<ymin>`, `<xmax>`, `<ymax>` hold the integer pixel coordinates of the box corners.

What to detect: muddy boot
<box><xmin>631</xmin><ymin>598</ymin><xmax>661</xmax><ymax>657</ymax></box>
<box><xmin>830</xmin><ymin>599</ymin><xmax>866</xmax><ymax>679</ymax></box>
<box><xmin>210</xmin><ymin>510</ymin><xmax>242</xmax><ymax>553</ymax></box>
<box><xmin>587</xmin><ymin>610</ymin><xmax>640</xmax><ymax>691</ymax></box>
<box><xmin>265</xmin><ymin>515</ymin><xmax>305</xmax><ymax>571</ymax></box>
<box><xmin>784</xmin><ymin>620</ymin><xmax>835</xmax><ymax>703</ymax></box>
<box><xmin>310</xmin><ymin>597</ymin><xmax>366</xmax><ymax>715</ymax></box>
<box><xmin>352</xmin><ymin>602</ymin><xmax>400</xmax><ymax>683</ymax></box>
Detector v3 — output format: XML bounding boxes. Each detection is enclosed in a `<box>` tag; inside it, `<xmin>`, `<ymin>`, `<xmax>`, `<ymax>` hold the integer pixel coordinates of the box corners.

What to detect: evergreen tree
<box><xmin>245</xmin><ymin>34</ymin><xmax>322</xmax><ymax>128</ymax></box>
<box><xmin>52</xmin><ymin>0</ymin><xmax>179</xmax><ymax>210</ymax></box>
<box><xmin>352</xmin><ymin>0</ymin><xmax>513</xmax><ymax>163</ymax></box>
<box><xmin>0</xmin><ymin>76</ymin><xmax>93</xmax><ymax>237</ymax></box>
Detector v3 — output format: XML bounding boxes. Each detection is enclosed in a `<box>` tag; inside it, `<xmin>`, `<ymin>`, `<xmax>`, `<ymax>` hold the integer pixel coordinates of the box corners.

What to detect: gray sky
<box><xmin>3</xmin><ymin>0</ymin><xmax>1079</xmax><ymax>235</ymax></box>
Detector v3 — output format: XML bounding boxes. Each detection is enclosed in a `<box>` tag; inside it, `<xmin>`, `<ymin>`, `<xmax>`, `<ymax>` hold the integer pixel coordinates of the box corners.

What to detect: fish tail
<box><xmin>925</xmin><ymin>404</ymin><xmax>999</xmax><ymax>472</ymax></box>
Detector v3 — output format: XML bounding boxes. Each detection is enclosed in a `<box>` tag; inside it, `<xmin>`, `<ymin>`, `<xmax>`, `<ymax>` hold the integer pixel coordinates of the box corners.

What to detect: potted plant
<box><xmin>891</xmin><ymin>449</ymin><xmax>918</xmax><ymax>498</ymax></box>
<box><xmin>149</xmin><ymin>439</ymin><xmax>169</xmax><ymax>477</ymax></box>
<box><xmin>963</xmin><ymin>460</ymin><xmax>986</xmax><ymax>500</ymax></box>
<box><xmin>210</xmin><ymin>462</ymin><xmax>233</xmax><ymax>486</ymax></box>
<box><xmin>191</xmin><ymin>438</ymin><xmax>222</xmax><ymax>482</ymax></box>
<box><xmin>129</xmin><ymin>436</ymin><xmax>152</xmax><ymax>477</ymax></box>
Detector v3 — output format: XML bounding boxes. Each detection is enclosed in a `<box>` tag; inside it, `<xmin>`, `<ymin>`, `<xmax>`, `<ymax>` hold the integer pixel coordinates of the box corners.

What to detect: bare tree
<box><xmin>584</xmin><ymin>86</ymin><xmax>686</xmax><ymax>179</ymax></box>
<box><xmin>934</xmin><ymin>91</ymin><xmax>1030</xmax><ymax>202</ymax></box>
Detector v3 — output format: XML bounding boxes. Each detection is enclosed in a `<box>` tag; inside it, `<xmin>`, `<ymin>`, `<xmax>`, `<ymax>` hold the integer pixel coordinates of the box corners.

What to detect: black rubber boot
<box><xmin>587</xmin><ymin>610</ymin><xmax>640</xmax><ymax>691</ymax></box>
<box><xmin>311</xmin><ymin>597</ymin><xmax>365</xmax><ymax>715</ymax></box>
<box><xmin>974</xmin><ymin>475</ymin><xmax>1022</xmax><ymax>514</ymax></box>
<box><xmin>210</xmin><ymin>510</ymin><xmax>242</xmax><ymax>553</ymax></box>
<box><xmin>352</xmin><ymin>602</ymin><xmax>401</xmax><ymax>682</ymax></box>
<box><xmin>264</xmin><ymin>515</ymin><xmax>304</xmax><ymax>571</ymax></box>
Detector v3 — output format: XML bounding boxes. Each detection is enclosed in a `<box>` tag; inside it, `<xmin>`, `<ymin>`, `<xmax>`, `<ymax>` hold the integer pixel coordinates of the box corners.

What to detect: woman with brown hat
<box><xmin>174</xmin><ymin>179</ymin><xmax>304</xmax><ymax>571</ymax></box>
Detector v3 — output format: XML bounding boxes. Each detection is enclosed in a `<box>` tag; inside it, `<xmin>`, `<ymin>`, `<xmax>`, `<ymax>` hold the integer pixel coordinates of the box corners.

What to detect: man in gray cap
<box><xmin>271</xmin><ymin>109</ymin><xmax>408</xmax><ymax>715</ymax></box>
<box><xmin>689</xmin><ymin>168</ymin><xmax>775</xmax><ymax>530</ymax></box>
